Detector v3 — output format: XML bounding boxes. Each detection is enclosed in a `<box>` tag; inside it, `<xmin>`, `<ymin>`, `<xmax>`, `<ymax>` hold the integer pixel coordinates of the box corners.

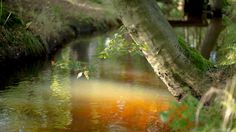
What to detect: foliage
<box><xmin>28</xmin><ymin>6</ymin><xmax>63</xmax><ymax>44</ymax></box>
<box><xmin>160</xmin><ymin>77</ymin><xmax>236</xmax><ymax>132</ymax></box>
<box><xmin>157</xmin><ymin>0</ymin><xmax>184</xmax><ymax>19</ymax></box>
<box><xmin>217</xmin><ymin>24</ymin><xmax>236</xmax><ymax>65</ymax></box>
<box><xmin>21</xmin><ymin>29</ymin><xmax>46</xmax><ymax>56</ymax></box>
<box><xmin>0</xmin><ymin>27</ymin><xmax>46</xmax><ymax>56</ymax></box>
<box><xmin>53</xmin><ymin>47</ymin><xmax>95</xmax><ymax>80</ymax></box>
<box><xmin>160</xmin><ymin>95</ymin><xmax>198</xmax><ymax>131</ymax></box>
<box><xmin>222</xmin><ymin>0</ymin><xmax>234</xmax><ymax>16</ymax></box>
<box><xmin>178</xmin><ymin>37</ymin><xmax>214</xmax><ymax>71</ymax></box>
<box><xmin>54</xmin><ymin>59</ymin><xmax>94</xmax><ymax>75</ymax></box>
<box><xmin>216</xmin><ymin>0</ymin><xmax>236</xmax><ymax>65</ymax></box>
<box><xmin>98</xmin><ymin>27</ymin><xmax>143</xmax><ymax>59</ymax></box>
<box><xmin>0</xmin><ymin>2</ymin><xmax>47</xmax><ymax>59</ymax></box>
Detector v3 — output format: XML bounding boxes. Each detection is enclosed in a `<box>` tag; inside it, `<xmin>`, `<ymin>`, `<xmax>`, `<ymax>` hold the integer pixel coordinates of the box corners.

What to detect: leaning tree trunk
<box><xmin>111</xmin><ymin>0</ymin><xmax>218</xmax><ymax>99</ymax></box>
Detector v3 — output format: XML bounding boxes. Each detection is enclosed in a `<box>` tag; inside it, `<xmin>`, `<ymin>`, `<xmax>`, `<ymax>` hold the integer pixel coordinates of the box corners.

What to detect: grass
<box><xmin>0</xmin><ymin>27</ymin><xmax>46</xmax><ymax>57</ymax></box>
<box><xmin>2</xmin><ymin>0</ymin><xmax>118</xmax><ymax>51</ymax></box>
<box><xmin>28</xmin><ymin>6</ymin><xmax>64</xmax><ymax>44</ymax></box>
<box><xmin>0</xmin><ymin>2</ymin><xmax>47</xmax><ymax>59</ymax></box>
<box><xmin>0</xmin><ymin>1</ymin><xmax>22</xmax><ymax>28</ymax></box>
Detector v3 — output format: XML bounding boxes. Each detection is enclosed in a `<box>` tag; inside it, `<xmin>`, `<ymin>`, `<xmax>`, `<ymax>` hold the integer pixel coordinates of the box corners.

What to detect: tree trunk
<box><xmin>200</xmin><ymin>18</ymin><xmax>225</xmax><ymax>59</ymax></box>
<box><xmin>200</xmin><ymin>0</ymin><xmax>225</xmax><ymax>59</ymax></box>
<box><xmin>111</xmin><ymin>0</ymin><xmax>219</xmax><ymax>99</ymax></box>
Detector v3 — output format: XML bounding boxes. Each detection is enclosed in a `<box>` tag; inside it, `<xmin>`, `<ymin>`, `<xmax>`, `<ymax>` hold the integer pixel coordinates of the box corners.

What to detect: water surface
<box><xmin>0</xmin><ymin>34</ymin><xmax>174</xmax><ymax>132</ymax></box>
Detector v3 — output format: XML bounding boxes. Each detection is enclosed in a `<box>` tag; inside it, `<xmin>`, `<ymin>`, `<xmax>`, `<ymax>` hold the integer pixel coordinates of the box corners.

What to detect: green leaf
<box><xmin>160</xmin><ymin>111</ymin><xmax>169</xmax><ymax>123</ymax></box>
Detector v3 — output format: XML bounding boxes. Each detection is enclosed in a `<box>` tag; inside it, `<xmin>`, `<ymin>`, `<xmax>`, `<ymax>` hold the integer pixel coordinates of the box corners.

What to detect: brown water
<box><xmin>0</xmin><ymin>35</ymin><xmax>174</xmax><ymax>132</ymax></box>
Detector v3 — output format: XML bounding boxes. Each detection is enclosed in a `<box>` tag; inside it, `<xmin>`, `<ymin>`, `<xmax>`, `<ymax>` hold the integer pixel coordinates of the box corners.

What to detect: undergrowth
<box><xmin>28</xmin><ymin>6</ymin><xmax>63</xmax><ymax>44</ymax></box>
<box><xmin>217</xmin><ymin>23</ymin><xmax>236</xmax><ymax>65</ymax></box>
<box><xmin>0</xmin><ymin>1</ymin><xmax>22</xmax><ymax>28</ymax></box>
<box><xmin>0</xmin><ymin>1</ymin><xmax>47</xmax><ymax>60</ymax></box>
<box><xmin>160</xmin><ymin>76</ymin><xmax>236</xmax><ymax>132</ymax></box>
<box><xmin>215</xmin><ymin>0</ymin><xmax>236</xmax><ymax>65</ymax></box>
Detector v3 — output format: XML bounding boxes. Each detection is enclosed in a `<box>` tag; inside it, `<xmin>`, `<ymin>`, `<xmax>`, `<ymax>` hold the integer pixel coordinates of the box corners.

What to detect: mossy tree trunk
<box><xmin>111</xmin><ymin>0</ymin><xmax>227</xmax><ymax>100</ymax></box>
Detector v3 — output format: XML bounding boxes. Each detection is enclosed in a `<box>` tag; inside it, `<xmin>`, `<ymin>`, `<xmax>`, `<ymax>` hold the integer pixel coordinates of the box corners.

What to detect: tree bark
<box><xmin>200</xmin><ymin>0</ymin><xmax>225</xmax><ymax>59</ymax></box>
<box><xmin>111</xmin><ymin>0</ymin><xmax>218</xmax><ymax>99</ymax></box>
<box><xmin>200</xmin><ymin>18</ymin><xmax>225</xmax><ymax>59</ymax></box>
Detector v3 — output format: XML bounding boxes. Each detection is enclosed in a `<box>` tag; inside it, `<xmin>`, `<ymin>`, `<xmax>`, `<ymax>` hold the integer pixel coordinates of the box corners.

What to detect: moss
<box><xmin>178</xmin><ymin>37</ymin><xmax>214</xmax><ymax>71</ymax></box>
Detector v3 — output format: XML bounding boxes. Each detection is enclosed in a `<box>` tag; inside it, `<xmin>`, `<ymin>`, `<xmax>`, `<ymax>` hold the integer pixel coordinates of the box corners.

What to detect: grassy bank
<box><xmin>0</xmin><ymin>0</ymin><xmax>120</xmax><ymax>62</ymax></box>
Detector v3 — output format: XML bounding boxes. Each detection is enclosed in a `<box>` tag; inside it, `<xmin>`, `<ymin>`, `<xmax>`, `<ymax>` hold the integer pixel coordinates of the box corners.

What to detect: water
<box><xmin>0</xmin><ymin>34</ymin><xmax>174</xmax><ymax>132</ymax></box>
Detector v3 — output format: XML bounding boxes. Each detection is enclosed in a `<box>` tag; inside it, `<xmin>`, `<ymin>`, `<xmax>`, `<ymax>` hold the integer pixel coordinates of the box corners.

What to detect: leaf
<box><xmin>170</xmin><ymin>119</ymin><xmax>187</xmax><ymax>130</ymax></box>
<box><xmin>160</xmin><ymin>111</ymin><xmax>169</xmax><ymax>123</ymax></box>
<box><xmin>77</xmin><ymin>72</ymin><xmax>83</xmax><ymax>79</ymax></box>
<box><xmin>25</xmin><ymin>21</ymin><xmax>32</xmax><ymax>29</ymax></box>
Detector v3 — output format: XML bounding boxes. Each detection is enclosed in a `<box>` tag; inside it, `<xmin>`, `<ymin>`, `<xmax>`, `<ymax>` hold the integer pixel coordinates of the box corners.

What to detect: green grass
<box><xmin>0</xmin><ymin>2</ymin><xmax>46</xmax><ymax>57</ymax></box>
<box><xmin>0</xmin><ymin>27</ymin><xmax>46</xmax><ymax>57</ymax></box>
<box><xmin>0</xmin><ymin>1</ymin><xmax>22</xmax><ymax>28</ymax></box>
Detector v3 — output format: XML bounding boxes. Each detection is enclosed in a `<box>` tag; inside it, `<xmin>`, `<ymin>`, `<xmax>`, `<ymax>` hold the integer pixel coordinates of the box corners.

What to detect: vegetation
<box><xmin>178</xmin><ymin>37</ymin><xmax>214</xmax><ymax>71</ymax></box>
<box><xmin>110</xmin><ymin>0</ymin><xmax>236</xmax><ymax>131</ymax></box>
<box><xmin>98</xmin><ymin>26</ymin><xmax>142</xmax><ymax>59</ymax></box>
<box><xmin>0</xmin><ymin>0</ymin><xmax>119</xmax><ymax>62</ymax></box>
<box><xmin>160</xmin><ymin>75</ymin><xmax>236</xmax><ymax>131</ymax></box>
<box><xmin>217</xmin><ymin>24</ymin><xmax>236</xmax><ymax>65</ymax></box>
<box><xmin>2</xmin><ymin>0</ymin><xmax>236</xmax><ymax>131</ymax></box>
<box><xmin>0</xmin><ymin>2</ymin><xmax>47</xmax><ymax>60</ymax></box>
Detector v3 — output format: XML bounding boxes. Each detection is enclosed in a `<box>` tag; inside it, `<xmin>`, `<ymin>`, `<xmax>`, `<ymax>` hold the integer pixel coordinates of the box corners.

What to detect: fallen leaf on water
<box><xmin>84</xmin><ymin>71</ymin><xmax>89</xmax><ymax>80</ymax></box>
<box><xmin>77</xmin><ymin>72</ymin><xmax>83</xmax><ymax>79</ymax></box>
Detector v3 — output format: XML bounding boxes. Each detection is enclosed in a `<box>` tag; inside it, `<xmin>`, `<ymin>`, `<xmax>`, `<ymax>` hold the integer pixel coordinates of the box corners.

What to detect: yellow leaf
<box><xmin>83</xmin><ymin>71</ymin><xmax>89</xmax><ymax>80</ymax></box>
<box><xmin>25</xmin><ymin>22</ymin><xmax>32</xmax><ymax>29</ymax></box>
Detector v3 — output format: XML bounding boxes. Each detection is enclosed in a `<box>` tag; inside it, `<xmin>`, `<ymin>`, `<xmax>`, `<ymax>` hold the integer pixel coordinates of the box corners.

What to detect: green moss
<box><xmin>178</xmin><ymin>37</ymin><xmax>214</xmax><ymax>71</ymax></box>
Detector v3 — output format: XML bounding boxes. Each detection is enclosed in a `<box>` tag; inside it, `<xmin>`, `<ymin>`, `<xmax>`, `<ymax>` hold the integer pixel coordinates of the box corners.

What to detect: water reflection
<box><xmin>0</xmin><ymin>34</ymin><xmax>174</xmax><ymax>132</ymax></box>
<box><xmin>69</xmin><ymin>80</ymin><xmax>173</xmax><ymax>132</ymax></box>
<box><xmin>0</xmin><ymin>48</ymin><xmax>73</xmax><ymax>131</ymax></box>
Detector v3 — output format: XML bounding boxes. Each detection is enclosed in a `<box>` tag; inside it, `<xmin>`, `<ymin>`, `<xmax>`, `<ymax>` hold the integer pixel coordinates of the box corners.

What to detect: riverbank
<box><xmin>0</xmin><ymin>0</ymin><xmax>120</xmax><ymax>62</ymax></box>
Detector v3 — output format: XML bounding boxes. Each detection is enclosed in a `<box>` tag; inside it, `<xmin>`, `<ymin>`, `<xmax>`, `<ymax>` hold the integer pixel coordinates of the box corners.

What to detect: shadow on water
<box><xmin>0</xmin><ymin>58</ymin><xmax>49</xmax><ymax>90</ymax></box>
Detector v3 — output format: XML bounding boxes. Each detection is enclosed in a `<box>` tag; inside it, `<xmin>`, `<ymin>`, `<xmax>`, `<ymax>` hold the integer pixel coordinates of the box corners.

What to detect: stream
<box><xmin>0</xmin><ymin>33</ymin><xmax>174</xmax><ymax>132</ymax></box>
